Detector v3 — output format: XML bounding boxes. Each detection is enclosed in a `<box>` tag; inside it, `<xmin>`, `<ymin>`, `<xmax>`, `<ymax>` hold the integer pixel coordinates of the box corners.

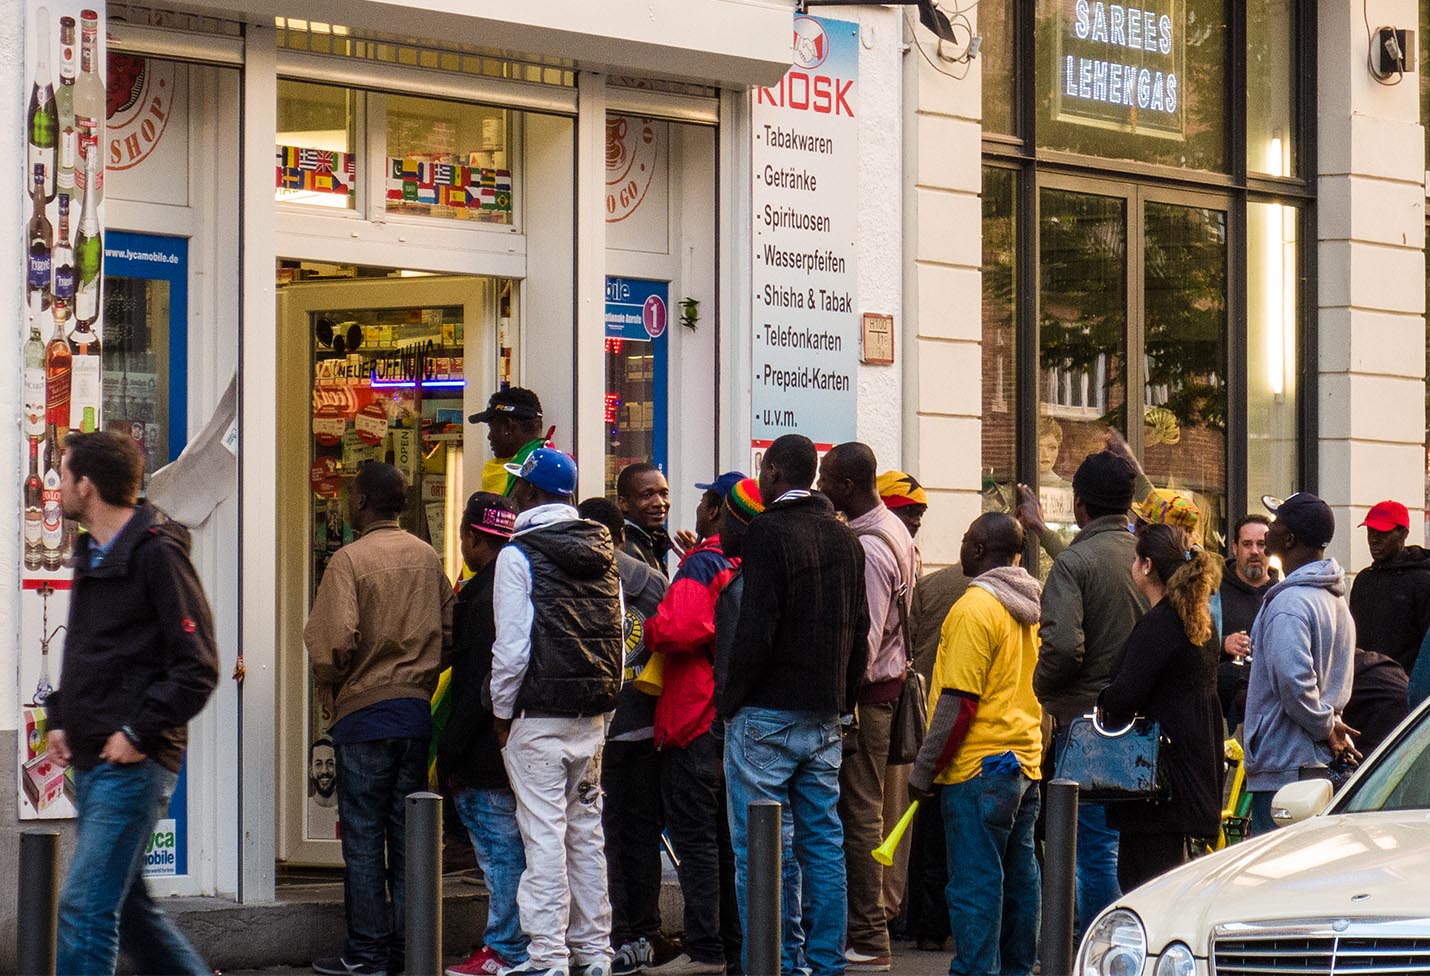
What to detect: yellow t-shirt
<box><xmin>927</xmin><ymin>585</ymin><xmax>1043</xmax><ymax>785</ymax></box>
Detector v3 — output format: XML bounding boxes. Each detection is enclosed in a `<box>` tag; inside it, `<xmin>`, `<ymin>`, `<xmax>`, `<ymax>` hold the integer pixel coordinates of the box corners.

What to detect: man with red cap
<box><xmin>1349</xmin><ymin>499</ymin><xmax>1430</xmax><ymax>673</ymax></box>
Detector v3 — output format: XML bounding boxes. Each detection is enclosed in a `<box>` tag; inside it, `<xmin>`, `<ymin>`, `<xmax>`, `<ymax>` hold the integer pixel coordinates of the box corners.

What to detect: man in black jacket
<box><xmin>1350</xmin><ymin>499</ymin><xmax>1430</xmax><ymax>672</ymax></box>
<box><xmin>45</xmin><ymin>431</ymin><xmax>218</xmax><ymax>976</ymax></box>
<box><xmin>722</xmin><ymin>434</ymin><xmax>870</xmax><ymax>976</ymax></box>
<box><xmin>440</xmin><ymin>492</ymin><xmax>529</xmax><ymax>976</ymax></box>
<box><xmin>1215</xmin><ymin>514</ymin><xmax>1277</xmax><ymax>726</ymax></box>
<box><xmin>618</xmin><ymin>461</ymin><xmax>674</xmax><ymax>578</ymax></box>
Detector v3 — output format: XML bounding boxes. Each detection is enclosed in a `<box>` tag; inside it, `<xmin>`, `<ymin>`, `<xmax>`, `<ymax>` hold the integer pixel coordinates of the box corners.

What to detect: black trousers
<box><xmin>662</xmin><ymin>725</ymin><xmax>742</xmax><ymax>969</ymax></box>
<box><xmin>1116</xmin><ymin>831</ymin><xmax>1189</xmax><ymax>893</ymax></box>
<box><xmin>602</xmin><ymin>737</ymin><xmax>665</xmax><ymax>945</ymax></box>
<box><xmin>905</xmin><ymin>785</ymin><xmax>950</xmax><ymax>944</ymax></box>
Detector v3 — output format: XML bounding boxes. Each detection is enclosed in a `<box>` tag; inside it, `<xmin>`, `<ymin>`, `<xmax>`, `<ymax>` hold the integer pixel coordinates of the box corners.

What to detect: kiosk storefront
<box><xmin>1</xmin><ymin>0</ymin><xmax>791</xmax><ymax>921</ymax></box>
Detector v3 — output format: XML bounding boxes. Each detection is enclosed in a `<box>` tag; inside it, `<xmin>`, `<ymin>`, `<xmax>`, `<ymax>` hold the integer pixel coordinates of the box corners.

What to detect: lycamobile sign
<box><xmin>1055</xmin><ymin>0</ymin><xmax>1184</xmax><ymax>137</ymax></box>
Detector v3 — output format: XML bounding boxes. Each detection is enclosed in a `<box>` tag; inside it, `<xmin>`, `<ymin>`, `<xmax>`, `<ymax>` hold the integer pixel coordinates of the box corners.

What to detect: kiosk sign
<box><xmin>750</xmin><ymin>15</ymin><xmax>859</xmax><ymax>452</ymax></box>
<box><xmin>1053</xmin><ymin>0</ymin><xmax>1185</xmax><ymax>137</ymax></box>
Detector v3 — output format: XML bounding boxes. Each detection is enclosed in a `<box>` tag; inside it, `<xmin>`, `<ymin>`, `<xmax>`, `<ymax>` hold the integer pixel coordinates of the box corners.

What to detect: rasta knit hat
<box><xmin>1071</xmin><ymin>450</ymin><xmax>1137</xmax><ymax>512</ymax></box>
<box><xmin>725</xmin><ymin>478</ymin><xmax>765</xmax><ymax>525</ymax></box>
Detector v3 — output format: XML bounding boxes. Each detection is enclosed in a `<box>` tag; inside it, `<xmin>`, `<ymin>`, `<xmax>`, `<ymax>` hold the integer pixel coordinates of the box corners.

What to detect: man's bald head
<box><xmin>817</xmin><ymin>441</ymin><xmax>879</xmax><ymax>518</ymax></box>
<box><xmin>824</xmin><ymin>442</ymin><xmax>877</xmax><ymax>492</ymax></box>
<box><xmin>961</xmin><ymin>511</ymin><xmax>1025</xmax><ymax>577</ymax></box>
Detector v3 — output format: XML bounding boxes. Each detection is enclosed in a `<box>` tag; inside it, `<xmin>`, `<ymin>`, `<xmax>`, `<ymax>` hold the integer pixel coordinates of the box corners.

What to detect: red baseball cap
<box><xmin>1360</xmin><ymin>500</ymin><xmax>1410</xmax><ymax>532</ymax></box>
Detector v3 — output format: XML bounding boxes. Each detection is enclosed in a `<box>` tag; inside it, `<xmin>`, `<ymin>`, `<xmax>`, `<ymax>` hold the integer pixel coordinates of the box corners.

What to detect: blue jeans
<box><xmin>1075</xmin><ymin>802</ymin><xmax>1122</xmax><ymax>941</ymax></box>
<box><xmin>336</xmin><ymin>737</ymin><xmax>429</xmax><ymax>969</ymax></box>
<box><xmin>941</xmin><ymin>770</ymin><xmax>1040</xmax><ymax>976</ymax></box>
<box><xmin>57</xmin><ymin>760</ymin><xmax>208</xmax><ymax>976</ymax></box>
<box><xmin>1249</xmin><ymin>791</ymin><xmax>1279</xmax><ymax>837</ymax></box>
<box><xmin>454</xmin><ymin>787</ymin><xmax>529</xmax><ymax>964</ymax></box>
<box><xmin>725</xmin><ymin>707</ymin><xmax>846</xmax><ymax>976</ymax></box>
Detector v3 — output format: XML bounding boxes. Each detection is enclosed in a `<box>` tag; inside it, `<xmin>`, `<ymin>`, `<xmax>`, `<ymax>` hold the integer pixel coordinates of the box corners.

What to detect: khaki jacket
<box><xmin>1033</xmin><ymin>514</ymin><xmax>1147</xmax><ymax>724</ymax></box>
<box><xmin>305</xmin><ymin>521</ymin><xmax>455</xmax><ymax>724</ymax></box>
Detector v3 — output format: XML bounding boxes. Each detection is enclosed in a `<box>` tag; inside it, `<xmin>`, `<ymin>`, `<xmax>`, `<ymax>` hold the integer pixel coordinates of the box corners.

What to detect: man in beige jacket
<box><xmin>305</xmin><ymin>461</ymin><xmax>455</xmax><ymax>976</ymax></box>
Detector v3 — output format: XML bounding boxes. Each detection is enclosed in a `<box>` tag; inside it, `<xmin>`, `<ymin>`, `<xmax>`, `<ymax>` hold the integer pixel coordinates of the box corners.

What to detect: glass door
<box><xmin>274</xmin><ymin>269</ymin><xmax>502</xmax><ymax>866</ymax></box>
<box><xmin>1035</xmin><ymin>178</ymin><xmax>1229</xmax><ymax>549</ymax></box>
<box><xmin>1037</xmin><ymin>186</ymin><xmax>1129</xmax><ymax>548</ymax></box>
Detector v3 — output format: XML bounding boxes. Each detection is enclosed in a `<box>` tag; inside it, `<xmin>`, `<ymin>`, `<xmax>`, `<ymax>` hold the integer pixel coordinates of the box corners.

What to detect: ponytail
<box><xmin>1136</xmin><ymin>523</ymin><xmax>1223</xmax><ymax>645</ymax></box>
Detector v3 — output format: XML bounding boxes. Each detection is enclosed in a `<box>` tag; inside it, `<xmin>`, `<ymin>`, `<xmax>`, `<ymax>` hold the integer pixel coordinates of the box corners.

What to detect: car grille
<box><xmin>1212</xmin><ymin>920</ymin><xmax>1430</xmax><ymax>975</ymax></box>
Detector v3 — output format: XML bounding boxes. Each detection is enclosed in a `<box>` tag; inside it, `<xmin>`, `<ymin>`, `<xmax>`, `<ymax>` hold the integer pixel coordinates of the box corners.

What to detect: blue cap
<box><xmin>505</xmin><ymin>448</ymin><xmax>578</xmax><ymax>496</ymax></box>
<box><xmin>694</xmin><ymin>471</ymin><xmax>747</xmax><ymax>500</ymax></box>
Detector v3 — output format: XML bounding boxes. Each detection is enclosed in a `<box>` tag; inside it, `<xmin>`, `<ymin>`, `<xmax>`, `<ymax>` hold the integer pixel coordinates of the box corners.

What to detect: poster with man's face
<box><xmin>306</xmin><ymin>736</ymin><xmax>339</xmax><ymax>839</ymax></box>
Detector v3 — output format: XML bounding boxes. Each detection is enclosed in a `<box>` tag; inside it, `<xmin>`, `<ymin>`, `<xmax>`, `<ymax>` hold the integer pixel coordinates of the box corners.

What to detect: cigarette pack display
<box><xmin>22</xmin><ymin>752</ymin><xmax>66</xmax><ymax>812</ymax></box>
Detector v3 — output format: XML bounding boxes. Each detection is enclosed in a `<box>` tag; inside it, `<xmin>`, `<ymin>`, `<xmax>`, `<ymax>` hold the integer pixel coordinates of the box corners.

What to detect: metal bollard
<box><xmin>405</xmin><ymin>792</ymin><xmax>444</xmax><ymax>976</ymax></box>
<box><xmin>18</xmin><ymin>828</ymin><xmax>60</xmax><ymax>976</ymax></box>
<box><xmin>1041</xmin><ymin>779</ymin><xmax>1080</xmax><ymax>976</ymax></box>
<box><xmin>746</xmin><ymin>800</ymin><xmax>782</xmax><ymax>976</ymax></box>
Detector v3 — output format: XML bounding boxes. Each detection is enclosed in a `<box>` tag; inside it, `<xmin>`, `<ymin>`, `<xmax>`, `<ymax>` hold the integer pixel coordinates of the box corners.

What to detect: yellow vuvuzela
<box><xmin>872</xmin><ymin>800</ymin><xmax>919</xmax><ymax>866</ymax></box>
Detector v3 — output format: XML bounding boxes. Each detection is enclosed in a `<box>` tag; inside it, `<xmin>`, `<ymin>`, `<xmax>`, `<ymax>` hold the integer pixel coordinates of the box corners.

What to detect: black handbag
<box><xmin>1053</xmin><ymin>708</ymin><xmax>1167</xmax><ymax>802</ymax></box>
<box><xmin>857</xmin><ymin>527</ymin><xmax>925</xmax><ymax>765</ymax></box>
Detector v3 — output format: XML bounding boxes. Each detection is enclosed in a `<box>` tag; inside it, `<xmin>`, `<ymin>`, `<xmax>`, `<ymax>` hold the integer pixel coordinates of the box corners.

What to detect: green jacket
<box><xmin>1034</xmin><ymin>514</ymin><xmax>1148</xmax><ymax>724</ymax></box>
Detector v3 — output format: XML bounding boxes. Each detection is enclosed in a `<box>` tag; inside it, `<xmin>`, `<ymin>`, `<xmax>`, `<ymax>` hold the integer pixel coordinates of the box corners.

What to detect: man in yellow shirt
<box><xmin>909</xmin><ymin>512</ymin><xmax>1042</xmax><ymax>976</ymax></box>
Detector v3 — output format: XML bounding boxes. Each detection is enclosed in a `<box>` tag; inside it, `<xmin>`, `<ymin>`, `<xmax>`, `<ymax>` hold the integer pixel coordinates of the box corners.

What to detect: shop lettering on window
<box><xmin>1054</xmin><ymin>0</ymin><xmax>1185</xmax><ymax>138</ymax></box>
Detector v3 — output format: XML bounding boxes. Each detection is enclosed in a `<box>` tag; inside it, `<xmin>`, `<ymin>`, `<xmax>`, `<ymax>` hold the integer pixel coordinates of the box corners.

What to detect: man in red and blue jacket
<box><xmin>642</xmin><ymin>471</ymin><xmax>744</xmax><ymax>976</ymax></box>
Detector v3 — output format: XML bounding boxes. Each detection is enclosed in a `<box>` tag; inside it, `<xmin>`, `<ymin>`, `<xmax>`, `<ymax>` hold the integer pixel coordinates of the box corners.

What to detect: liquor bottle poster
<box><xmin>18</xmin><ymin>0</ymin><xmax>107</xmax><ymax>821</ymax></box>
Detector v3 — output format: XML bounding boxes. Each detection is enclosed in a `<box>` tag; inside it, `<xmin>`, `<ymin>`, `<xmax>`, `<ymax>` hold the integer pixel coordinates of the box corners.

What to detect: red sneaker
<box><xmin>445</xmin><ymin>946</ymin><xmax>509</xmax><ymax>976</ymax></box>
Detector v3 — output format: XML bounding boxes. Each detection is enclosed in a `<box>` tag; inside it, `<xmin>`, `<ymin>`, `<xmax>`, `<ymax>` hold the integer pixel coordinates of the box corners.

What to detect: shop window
<box><xmin>385</xmin><ymin>95</ymin><xmax>513</xmax><ymax>225</ymax></box>
<box><xmin>1035</xmin><ymin>0</ymin><xmax>1228</xmax><ymax>172</ymax></box>
<box><xmin>1246</xmin><ymin>0</ymin><xmax>1297</xmax><ymax>178</ymax></box>
<box><xmin>1423</xmin><ymin>4</ymin><xmax>1430</xmax><ymax>176</ymax></box>
<box><xmin>982</xmin><ymin>167</ymin><xmax>1017</xmax><ymax>511</ymax></box>
<box><xmin>1141</xmin><ymin>202</ymin><xmax>1227</xmax><ymax>548</ymax></box>
<box><xmin>276</xmin><ymin>80</ymin><xmax>359</xmax><ymax>209</ymax></box>
<box><xmin>981</xmin><ymin>3</ymin><xmax>1016</xmax><ymax>137</ymax></box>
<box><xmin>1246</xmin><ymin>200</ymin><xmax>1299</xmax><ymax>512</ymax></box>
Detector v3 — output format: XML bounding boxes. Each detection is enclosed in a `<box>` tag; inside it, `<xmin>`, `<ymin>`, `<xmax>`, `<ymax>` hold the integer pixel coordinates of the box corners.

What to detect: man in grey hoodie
<box><xmin>1244</xmin><ymin>492</ymin><xmax>1360</xmax><ymax>836</ymax></box>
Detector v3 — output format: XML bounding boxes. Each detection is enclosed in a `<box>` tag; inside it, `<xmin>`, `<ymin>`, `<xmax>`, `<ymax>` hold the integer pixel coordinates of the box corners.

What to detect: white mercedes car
<box><xmin>1076</xmin><ymin>700</ymin><xmax>1430</xmax><ymax>976</ymax></box>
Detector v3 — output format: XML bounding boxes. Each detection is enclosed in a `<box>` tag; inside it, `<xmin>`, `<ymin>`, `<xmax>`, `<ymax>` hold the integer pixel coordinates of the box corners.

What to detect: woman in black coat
<box><xmin>1100</xmin><ymin>522</ymin><xmax>1225</xmax><ymax>891</ymax></box>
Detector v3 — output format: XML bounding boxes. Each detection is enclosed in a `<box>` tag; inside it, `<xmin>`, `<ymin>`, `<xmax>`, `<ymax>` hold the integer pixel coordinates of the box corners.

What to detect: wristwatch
<box><xmin>120</xmin><ymin>725</ymin><xmax>143</xmax><ymax>749</ymax></box>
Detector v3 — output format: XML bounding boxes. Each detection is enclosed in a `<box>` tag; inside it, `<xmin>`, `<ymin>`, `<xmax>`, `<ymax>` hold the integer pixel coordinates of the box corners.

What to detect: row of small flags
<box><xmin>276</xmin><ymin>146</ymin><xmax>357</xmax><ymax>196</ymax></box>
<box><xmin>274</xmin><ymin>148</ymin><xmax>513</xmax><ymax>214</ymax></box>
<box><xmin>386</xmin><ymin>158</ymin><xmax>513</xmax><ymax>213</ymax></box>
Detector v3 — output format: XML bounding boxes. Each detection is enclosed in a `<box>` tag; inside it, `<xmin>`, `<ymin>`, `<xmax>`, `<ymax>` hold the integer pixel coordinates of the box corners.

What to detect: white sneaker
<box><xmin>844</xmin><ymin>948</ymin><xmax>892</xmax><ymax>972</ymax></box>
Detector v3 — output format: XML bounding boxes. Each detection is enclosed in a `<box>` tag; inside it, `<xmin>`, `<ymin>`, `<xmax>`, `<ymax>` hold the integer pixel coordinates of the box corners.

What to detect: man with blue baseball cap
<box><xmin>490</xmin><ymin>448</ymin><xmax>626</xmax><ymax>976</ymax></box>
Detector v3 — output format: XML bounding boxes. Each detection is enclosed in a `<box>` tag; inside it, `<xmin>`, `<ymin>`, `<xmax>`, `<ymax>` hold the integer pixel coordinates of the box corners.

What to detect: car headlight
<box><xmin>1153</xmin><ymin>942</ymin><xmax>1196</xmax><ymax>976</ymax></box>
<box><xmin>1077</xmin><ymin>909</ymin><xmax>1147</xmax><ymax>976</ymax></box>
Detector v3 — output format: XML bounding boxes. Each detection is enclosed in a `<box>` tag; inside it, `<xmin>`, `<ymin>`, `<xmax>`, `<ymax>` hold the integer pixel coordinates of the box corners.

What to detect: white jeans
<box><xmin>503</xmin><ymin>714</ymin><xmax>613</xmax><ymax>971</ymax></box>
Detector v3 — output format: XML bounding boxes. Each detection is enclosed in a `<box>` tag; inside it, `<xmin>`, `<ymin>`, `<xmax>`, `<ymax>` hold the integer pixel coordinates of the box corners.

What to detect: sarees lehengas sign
<box><xmin>1053</xmin><ymin>0</ymin><xmax>1186</xmax><ymax>138</ymax></box>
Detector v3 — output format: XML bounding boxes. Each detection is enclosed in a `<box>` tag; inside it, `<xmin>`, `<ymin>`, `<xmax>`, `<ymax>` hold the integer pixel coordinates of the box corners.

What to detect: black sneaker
<box><xmin>313</xmin><ymin>958</ymin><xmax>387</xmax><ymax>976</ymax></box>
<box><xmin>611</xmin><ymin>937</ymin><xmax>654</xmax><ymax>975</ymax></box>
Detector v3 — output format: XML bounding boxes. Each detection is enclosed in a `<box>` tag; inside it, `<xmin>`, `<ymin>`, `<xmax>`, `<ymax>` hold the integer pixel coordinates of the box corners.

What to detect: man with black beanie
<box><xmin>1034</xmin><ymin>448</ymin><xmax>1147</xmax><ymax>939</ymax></box>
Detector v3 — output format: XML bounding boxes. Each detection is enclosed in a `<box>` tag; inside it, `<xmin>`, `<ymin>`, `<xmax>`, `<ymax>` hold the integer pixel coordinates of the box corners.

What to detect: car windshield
<box><xmin>1339</xmin><ymin>705</ymin><xmax>1430</xmax><ymax>813</ymax></box>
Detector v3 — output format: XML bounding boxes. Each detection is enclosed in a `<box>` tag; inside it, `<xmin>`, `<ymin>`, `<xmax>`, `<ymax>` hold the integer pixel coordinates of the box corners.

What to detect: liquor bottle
<box><xmin>27</xmin><ymin>6</ymin><xmax>57</xmax><ymax>202</ymax></box>
<box><xmin>27</xmin><ymin>164</ymin><xmax>53</xmax><ymax>312</ymax></box>
<box><xmin>75</xmin><ymin>153</ymin><xmax>101</xmax><ymax>329</ymax></box>
<box><xmin>41</xmin><ymin>424</ymin><xmax>64</xmax><ymax>571</ymax></box>
<box><xmin>68</xmin><ymin>300</ymin><xmax>101</xmax><ymax>433</ymax></box>
<box><xmin>24</xmin><ymin>437</ymin><xmax>44</xmax><ymax>572</ymax></box>
<box><xmin>57</xmin><ymin>16</ymin><xmax>76</xmax><ymax>194</ymax></box>
<box><xmin>23</xmin><ymin>304</ymin><xmax>47</xmax><ymax>440</ymax></box>
<box><xmin>53</xmin><ymin>193</ymin><xmax>74</xmax><ymax>306</ymax></box>
<box><xmin>74</xmin><ymin>9</ymin><xmax>104</xmax><ymax>200</ymax></box>
<box><xmin>45</xmin><ymin>297</ymin><xmax>72</xmax><ymax>431</ymax></box>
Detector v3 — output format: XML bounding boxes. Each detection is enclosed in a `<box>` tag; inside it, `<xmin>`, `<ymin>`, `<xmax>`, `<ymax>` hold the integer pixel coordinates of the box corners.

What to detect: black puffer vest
<box><xmin>513</xmin><ymin>519</ymin><xmax>623</xmax><ymax>716</ymax></box>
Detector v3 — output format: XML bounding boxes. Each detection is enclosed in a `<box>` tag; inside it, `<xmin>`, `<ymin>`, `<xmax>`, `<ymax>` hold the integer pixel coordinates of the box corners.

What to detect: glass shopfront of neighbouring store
<box><xmin>979</xmin><ymin>0</ymin><xmax>1314</xmax><ymax>558</ymax></box>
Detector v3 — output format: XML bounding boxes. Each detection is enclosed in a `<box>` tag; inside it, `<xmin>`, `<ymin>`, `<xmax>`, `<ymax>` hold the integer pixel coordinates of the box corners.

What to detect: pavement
<box><xmin>225</xmin><ymin>942</ymin><xmax>959</xmax><ymax>974</ymax></box>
